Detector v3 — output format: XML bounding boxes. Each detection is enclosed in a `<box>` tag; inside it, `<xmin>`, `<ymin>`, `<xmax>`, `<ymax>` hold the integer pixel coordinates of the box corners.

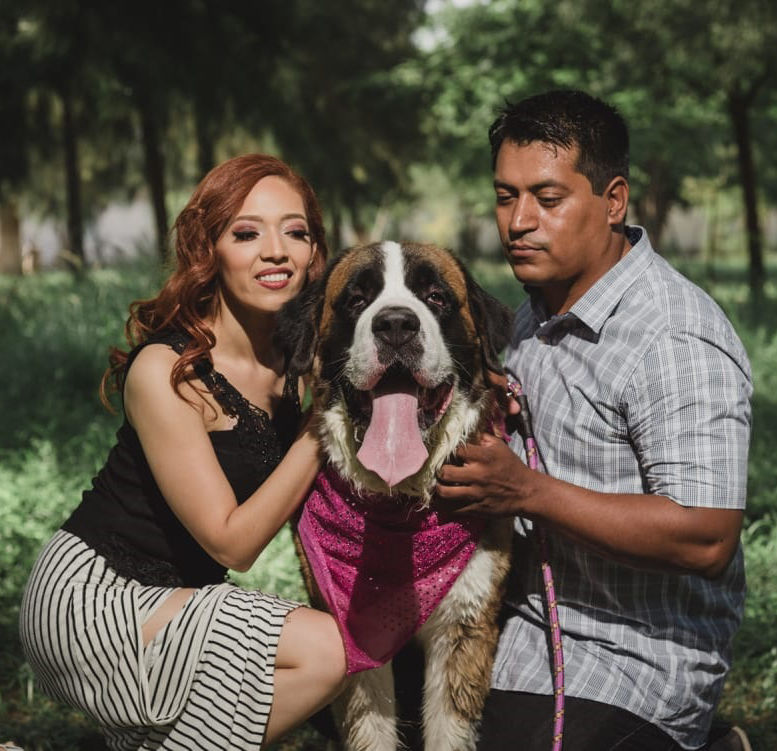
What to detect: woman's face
<box><xmin>215</xmin><ymin>175</ymin><xmax>316</xmax><ymax>315</ymax></box>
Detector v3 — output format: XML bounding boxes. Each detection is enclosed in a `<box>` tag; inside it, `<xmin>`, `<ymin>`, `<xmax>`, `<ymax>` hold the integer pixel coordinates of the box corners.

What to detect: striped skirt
<box><xmin>19</xmin><ymin>530</ymin><xmax>301</xmax><ymax>750</ymax></box>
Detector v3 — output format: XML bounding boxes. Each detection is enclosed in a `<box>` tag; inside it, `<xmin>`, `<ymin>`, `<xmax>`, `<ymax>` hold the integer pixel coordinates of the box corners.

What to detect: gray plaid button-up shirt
<box><xmin>492</xmin><ymin>227</ymin><xmax>752</xmax><ymax>749</ymax></box>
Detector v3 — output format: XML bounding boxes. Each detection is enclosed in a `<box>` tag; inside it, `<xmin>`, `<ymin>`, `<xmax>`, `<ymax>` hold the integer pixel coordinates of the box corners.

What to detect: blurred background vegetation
<box><xmin>1</xmin><ymin>0</ymin><xmax>776</xmax><ymax>279</ymax></box>
<box><xmin>1</xmin><ymin>0</ymin><xmax>776</xmax><ymax>748</ymax></box>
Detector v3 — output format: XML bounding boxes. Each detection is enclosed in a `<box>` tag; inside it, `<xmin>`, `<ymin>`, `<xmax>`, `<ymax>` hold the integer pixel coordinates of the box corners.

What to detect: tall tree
<box><xmin>87</xmin><ymin>1</ymin><xmax>292</xmax><ymax>256</ymax></box>
<box><xmin>0</xmin><ymin>2</ymin><xmax>29</xmax><ymax>274</ymax></box>
<box><xmin>60</xmin><ymin>82</ymin><xmax>85</xmax><ymax>267</ymax></box>
<box><xmin>90</xmin><ymin>0</ymin><xmax>185</xmax><ymax>259</ymax></box>
<box><xmin>623</xmin><ymin>0</ymin><xmax>777</xmax><ymax>292</ymax></box>
<box><xmin>178</xmin><ymin>2</ymin><xmax>287</xmax><ymax>180</ymax></box>
<box><xmin>418</xmin><ymin>0</ymin><xmax>771</xmax><ymax>268</ymax></box>
<box><xmin>563</xmin><ymin>0</ymin><xmax>726</xmax><ymax>248</ymax></box>
<box><xmin>133</xmin><ymin>83</ymin><xmax>169</xmax><ymax>259</ymax></box>
<box><xmin>268</xmin><ymin>0</ymin><xmax>427</xmax><ymax>248</ymax></box>
<box><xmin>30</xmin><ymin>0</ymin><xmax>94</xmax><ymax>268</ymax></box>
<box><xmin>4</xmin><ymin>0</ymin><xmax>153</xmax><ymax>269</ymax></box>
<box><xmin>417</xmin><ymin>0</ymin><xmax>601</xmax><ymax>254</ymax></box>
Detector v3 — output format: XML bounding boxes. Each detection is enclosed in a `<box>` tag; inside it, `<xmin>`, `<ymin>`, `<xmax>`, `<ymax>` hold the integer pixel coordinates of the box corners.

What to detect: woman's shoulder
<box><xmin>123</xmin><ymin>331</ymin><xmax>194</xmax><ymax>383</ymax></box>
<box><xmin>124</xmin><ymin>330</ymin><xmax>189</xmax><ymax>370</ymax></box>
<box><xmin>124</xmin><ymin>342</ymin><xmax>206</xmax><ymax>433</ymax></box>
<box><xmin>125</xmin><ymin>330</ymin><xmax>202</xmax><ymax>400</ymax></box>
<box><xmin>124</xmin><ymin>343</ymin><xmax>183</xmax><ymax>409</ymax></box>
<box><xmin>127</xmin><ymin>341</ymin><xmax>180</xmax><ymax>378</ymax></box>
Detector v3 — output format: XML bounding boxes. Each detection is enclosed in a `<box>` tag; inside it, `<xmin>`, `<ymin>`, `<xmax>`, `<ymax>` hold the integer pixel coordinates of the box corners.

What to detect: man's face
<box><xmin>494</xmin><ymin>139</ymin><xmax>618</xmax><ymax>314</ymax></box>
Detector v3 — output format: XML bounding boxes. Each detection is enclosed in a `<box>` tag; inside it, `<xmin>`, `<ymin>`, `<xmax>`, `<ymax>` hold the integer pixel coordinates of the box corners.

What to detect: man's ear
<box><xmin>464</xmin><ymin>269</ymin><xmax>513</xmax><ymax>374</ymax></box>
<box><xmin>606</xmin><ymin>176</ymin><xmax>629</xmax><ymax>227</ymax></box>
<box><xmin>275</xmin><ymin>278</ymin><xmax>324</xmax><ymax>374</ymax></box>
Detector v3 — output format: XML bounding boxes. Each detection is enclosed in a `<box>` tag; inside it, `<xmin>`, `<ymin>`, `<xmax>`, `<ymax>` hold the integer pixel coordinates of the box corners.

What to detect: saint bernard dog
<box><xmin>276</xmin><ymin>241</ymin><xmax>514</xmax><ymax>751</ymax></box>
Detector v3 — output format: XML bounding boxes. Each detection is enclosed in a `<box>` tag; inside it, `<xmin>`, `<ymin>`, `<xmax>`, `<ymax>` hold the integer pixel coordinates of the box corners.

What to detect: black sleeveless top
<box><xmin>62</xmin><ymin>331</ymin><xmax>302</xmax><ymax>587</ymax></box>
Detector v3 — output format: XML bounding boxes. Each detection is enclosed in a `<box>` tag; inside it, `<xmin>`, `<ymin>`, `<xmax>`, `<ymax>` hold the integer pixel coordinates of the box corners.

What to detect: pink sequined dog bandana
<box><xmin>298</xmin><ymin>466</ymin><xmax>485</xmax><ymax>674</ymax></box>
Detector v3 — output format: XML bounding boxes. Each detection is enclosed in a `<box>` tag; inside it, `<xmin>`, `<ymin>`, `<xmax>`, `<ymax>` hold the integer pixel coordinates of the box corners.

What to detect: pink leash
<box><xmin>506</xmin><ymin>378</ymin><xmax>565</xmax><ymax>751</ymax></box>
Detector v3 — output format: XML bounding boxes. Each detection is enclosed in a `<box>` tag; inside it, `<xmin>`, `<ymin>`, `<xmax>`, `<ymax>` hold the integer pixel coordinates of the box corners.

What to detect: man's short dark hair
<box><xmin>488</xmin><ymin>89</ymin><xmax>629</xmax><ymax>195</ymax></box>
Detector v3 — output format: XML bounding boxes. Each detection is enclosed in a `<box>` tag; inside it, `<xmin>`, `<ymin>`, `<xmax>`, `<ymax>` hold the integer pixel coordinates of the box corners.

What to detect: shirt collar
<box><xmin>526</xmin><ymin>226</ymin><xmax>654</xmax><ymax>337</ymax></box>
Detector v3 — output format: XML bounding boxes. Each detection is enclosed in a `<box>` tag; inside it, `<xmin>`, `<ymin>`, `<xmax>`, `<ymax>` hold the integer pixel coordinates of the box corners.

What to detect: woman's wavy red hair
<box><xmin>101</xmin><ymin>153</ymin><xmax>329</xmax><ymax>407</ymax></box>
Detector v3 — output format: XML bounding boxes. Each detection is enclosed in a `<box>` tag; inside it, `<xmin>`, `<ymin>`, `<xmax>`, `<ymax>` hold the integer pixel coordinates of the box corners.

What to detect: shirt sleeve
<box><xmin>621</xmin><ymin>326</ymin><xmax>752</xmax><ymax>509</ymax></box>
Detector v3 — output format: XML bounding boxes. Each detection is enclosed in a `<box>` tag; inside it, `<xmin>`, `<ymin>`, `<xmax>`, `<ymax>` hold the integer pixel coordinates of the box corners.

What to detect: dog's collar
<box><xmin>298</xmin><ymin>465</ymin><xmax>485</xmax><ymax>674</ymax></box>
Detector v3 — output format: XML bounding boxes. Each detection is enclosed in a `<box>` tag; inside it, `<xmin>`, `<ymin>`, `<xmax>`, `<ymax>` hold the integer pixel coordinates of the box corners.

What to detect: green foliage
<box><xmin>1</xmin><ymin>260</ymin><xmax>776</xmax><ymax>749</ymax></box>
<box><xmin>413</xmin><ymin>0</ymin><xmax>777</xmax><ymax>261</ymax></box>
<box><xmin>230</xmin><ymin>526</ymin><xmax>309</xmax><ymax>603</ymax></box>
<box><xmin>721</xmin><ymin>516</ymin><xmax>777</xmax><ymax>748</ymax></box>
<box><xmin>2</xmin><ymin>0</ymin><xmax>775</xmax><ymax>282</ymax></box>
<box><xmin>268</xmin><ymin>0</ymin><xmax>427</xmax><ymax>244</ymax></box>
<box><xmin>0</xmin><ymin>262</ymin><xmax>163</xmax><ymax>745</ymax></box>
<box><xmin>3</xmin><ymin>0</ymin><xmax>429</xmax><ymax>258</ymax></box>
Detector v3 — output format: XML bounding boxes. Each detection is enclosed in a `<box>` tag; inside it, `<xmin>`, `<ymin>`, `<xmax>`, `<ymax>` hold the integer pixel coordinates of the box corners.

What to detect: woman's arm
<box><xmin>125</xmin><ymin>344</ymin><xmax>321</xmax><ymax>571</ymax></box>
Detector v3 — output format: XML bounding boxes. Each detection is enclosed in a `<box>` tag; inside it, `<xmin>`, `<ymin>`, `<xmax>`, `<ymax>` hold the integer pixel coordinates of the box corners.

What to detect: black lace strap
<box><xmin>190</xmin><ymin>357</ymin><xmax>269</xmax><ymax>423</ymax></box>
<box><xmin>189</xmin><ymin>353</ymin><xmax>301</xmax><ymax>426</ymax></box>
<box><xmin>129</xmin><ymin>330</ymin><xmax>300</xmax><ymax>456</ymax></box>
<box><xmin>166</xmin><ymin>332</ymin><xmax>189</xmax><ymax>355</ymax></box>
<box><xmin>123</xmin><ymin>330</ymin><xmax>189</xmax><ymax>378</ymax></box>
<box><xmin>190</xmin><ymin>353</ymin><xmax>301</xmax><ymax>458</ymax></box>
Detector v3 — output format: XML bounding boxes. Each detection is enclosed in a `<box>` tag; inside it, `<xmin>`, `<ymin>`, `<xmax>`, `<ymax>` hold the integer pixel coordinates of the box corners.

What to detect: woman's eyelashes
<box><xmin>286</xmin><ymin>227</ymin><xmax>311</xmax><ymax>242</ymax></box>
<box><xmin>230</xmin><ymin>225</ymin><xmax>310</xmax><ymax>243</ymax></box>
<box><xmin>232</xmin><ymin>227</ymin><xmax>258</xmax><ymax>242</ymax></box>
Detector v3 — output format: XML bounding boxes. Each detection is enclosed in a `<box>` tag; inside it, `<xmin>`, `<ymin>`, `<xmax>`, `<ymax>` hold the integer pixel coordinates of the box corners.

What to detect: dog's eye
<box><xmin>348</xmin><ymin>294</ymin><xmax>367</xmax><ymax>312</ymax></box>
<box><xmin>426</xmin><ymin>290</ymin><xmax>447</xmax><ymax>308</ymax></box>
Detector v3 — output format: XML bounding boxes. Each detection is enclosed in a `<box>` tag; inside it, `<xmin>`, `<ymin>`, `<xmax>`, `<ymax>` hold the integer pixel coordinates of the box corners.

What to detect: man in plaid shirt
<box><xmin>437</xmin><ymin>90</ymin><xmax>752</xmax><ymax>750</ymax></box>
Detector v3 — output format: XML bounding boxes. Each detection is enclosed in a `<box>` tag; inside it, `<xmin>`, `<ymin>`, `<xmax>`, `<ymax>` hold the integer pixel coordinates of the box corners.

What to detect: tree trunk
<box><xmin>633</xmin><ymin>160</ymin><xmax>674</xmax><ymax>252</ymax></box>
<box><xmin>136</xmin><ymin>90</ymin><xmax>169</xmax><ymax>260</ymax></box>
<box><xmin>457</xmin><ymin>213</ymin><xmax>481</xmax><ymax>262</ymax></box>
<box><xmin>348</xmin><ymin>202</ymin><xmax>370</xmax><ymax>245</ymax></box>
<box><xmin>0</xmin><ymin>198</ymin><xmax>22</xmax><ymax>275</ymax></box>
<box><xmin>370</xmin><ymin>206</ymin><xmax>390</xmax><ymax>243</ymax></box>
<box><xmin>330</xmin><ymin>200</ymin><xmax>343</xmax><ymax>252</ymax></box>
<box><xmin>62</xmin><ymin>88</ymin><xmax>85</xmax><ymax>269</ymax></box>
<box><xmin>194</xmin><ymin>101</ymin><xmax>216</xmax><ymax>179</ymax></box>
<box><xmin>727</xmin><ymin>89</ymin><xmax>764</xmax><ymax>296</ymax></box>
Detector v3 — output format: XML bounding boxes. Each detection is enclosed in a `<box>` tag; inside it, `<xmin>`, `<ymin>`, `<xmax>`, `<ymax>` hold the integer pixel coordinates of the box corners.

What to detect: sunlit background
<box><xmin>1</xmin><ymin>0</ymin><xmax>775</xmax><ymax>281</ymax></box>
<box><xmin>1</xmin><ymin>1</ymin><xmax>776</xmax><ymax>749</ymax></box>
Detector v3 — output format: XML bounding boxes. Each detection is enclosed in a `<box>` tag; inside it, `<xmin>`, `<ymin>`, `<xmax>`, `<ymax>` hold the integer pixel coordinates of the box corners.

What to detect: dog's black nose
<box><xmin>372</xmin><ymin>306</ymin><xmax>421</xmax><ymax>348</ymax></box>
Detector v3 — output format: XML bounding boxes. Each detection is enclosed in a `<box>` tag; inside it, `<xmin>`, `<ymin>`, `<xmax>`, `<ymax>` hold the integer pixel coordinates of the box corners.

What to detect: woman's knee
<box><xmin>318</xmin><ymin>613</ymin><xmax>347</xmax><ymax>685</ymax></box>
<box><xmin>278</xmin><ymin>607</ymin><xmax>346</xmax><ymax>685</ymax></box>
<box><xmin>305</xmin><ymin>609</ymin><xmax>347</xmax><ymax>687</ymax></box>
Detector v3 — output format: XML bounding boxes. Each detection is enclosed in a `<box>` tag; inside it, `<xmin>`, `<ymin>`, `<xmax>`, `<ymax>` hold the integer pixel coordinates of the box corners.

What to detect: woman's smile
<box><xmin>255</xmin><ymin>268</ymin><xmax>293</xmax><ymax>289</ymax></box>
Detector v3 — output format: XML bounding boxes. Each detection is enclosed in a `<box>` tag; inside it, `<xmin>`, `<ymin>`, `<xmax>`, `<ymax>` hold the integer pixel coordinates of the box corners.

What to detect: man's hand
<box><xmin>435</xmin><ymin>433</ymin><xmax>531</xmax><ymax>516</ymax></box>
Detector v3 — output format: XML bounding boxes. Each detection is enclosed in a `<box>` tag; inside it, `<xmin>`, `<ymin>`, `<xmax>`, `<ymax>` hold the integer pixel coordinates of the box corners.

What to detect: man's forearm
<box><xmin>516</xmin><ymin>471</ymin><xmax>742</xmax><ymax>578</ymax></box>
<box><xmin>435</xmin><ymin>435</ymin><xmax>743</xmax><ymax>579</ymax></box>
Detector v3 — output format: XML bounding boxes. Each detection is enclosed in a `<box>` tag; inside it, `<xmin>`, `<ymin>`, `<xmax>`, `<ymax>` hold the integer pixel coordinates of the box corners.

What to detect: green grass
<box><xmin>1</xmin><ymin>258</ymin><xmax>776</xmax><ymax>749</ymax></box>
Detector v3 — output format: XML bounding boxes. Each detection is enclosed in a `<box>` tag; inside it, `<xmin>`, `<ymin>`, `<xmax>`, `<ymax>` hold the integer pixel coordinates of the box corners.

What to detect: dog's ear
<box><xmin>275</xmin><ymin>277</ymin><xmax>324</xmax><ymax>374</ymax></box>
<box><xmin>464</xmin><ymin>272</ymin><xmax>513</xmax><ymax>374</ymax></box>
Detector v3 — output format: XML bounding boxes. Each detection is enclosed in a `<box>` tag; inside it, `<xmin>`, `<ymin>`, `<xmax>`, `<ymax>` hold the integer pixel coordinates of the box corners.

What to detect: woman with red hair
<box><xmin>19</xmin><ymin>154</ymin><xmax>345</xmax><ymax>750</ymax></box>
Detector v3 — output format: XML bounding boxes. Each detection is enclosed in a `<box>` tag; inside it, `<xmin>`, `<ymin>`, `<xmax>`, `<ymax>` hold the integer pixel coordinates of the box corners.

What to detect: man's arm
<box><xmin>438</xmin><ymin>327</ymin><xmax>751</xmax><ymax>580</ymax></box>
<box><xmin>436</xmin><ymin>435</ymin><xmax>742</xmax><ymax>579</ymax></box>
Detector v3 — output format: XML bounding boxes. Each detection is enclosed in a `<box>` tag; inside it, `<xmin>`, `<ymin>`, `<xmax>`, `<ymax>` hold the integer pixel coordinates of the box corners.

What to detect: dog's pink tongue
<box><xmin>357</xmin><ymin>386</ymin><xmax>428</xmax><ymax>488</ymax></box>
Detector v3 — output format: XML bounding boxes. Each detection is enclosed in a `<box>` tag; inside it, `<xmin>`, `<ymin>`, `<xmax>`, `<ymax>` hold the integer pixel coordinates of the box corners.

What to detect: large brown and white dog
<box><xmin>276</xmin><ymin>241</ymin><xmax>514</xmax><ymax>751</ymax></box>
